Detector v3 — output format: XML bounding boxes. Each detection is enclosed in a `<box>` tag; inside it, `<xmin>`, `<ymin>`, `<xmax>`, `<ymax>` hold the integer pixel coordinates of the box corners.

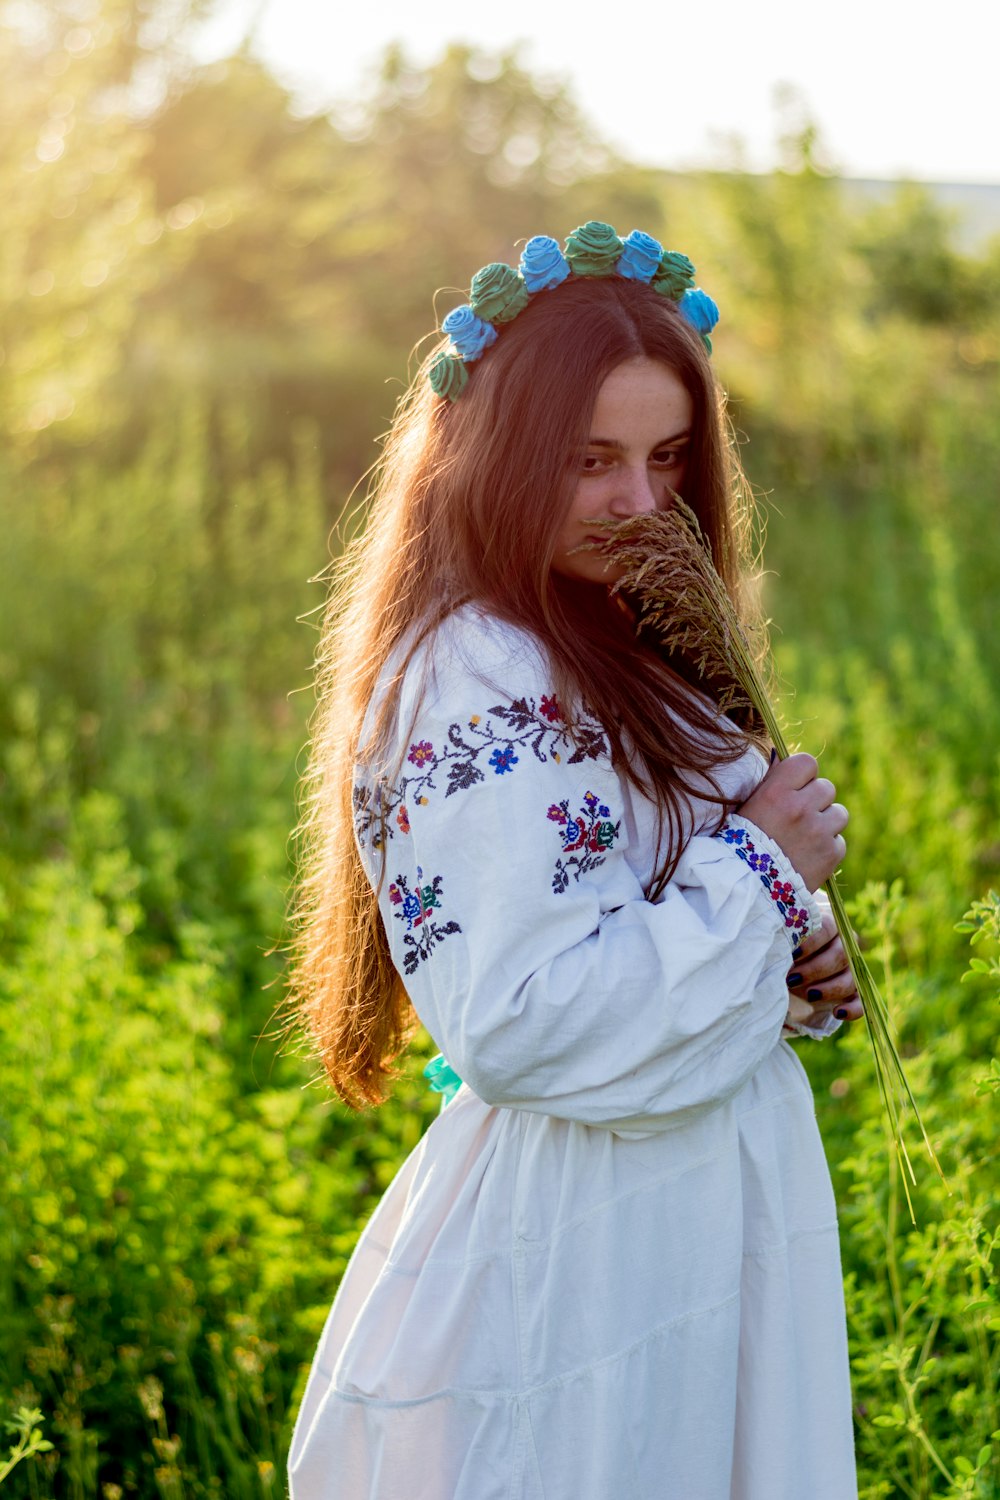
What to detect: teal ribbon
<box><xmin>423</xmin><ymin>1053</ymin><xmax>463</xmax><ymax>1106</ymax></box>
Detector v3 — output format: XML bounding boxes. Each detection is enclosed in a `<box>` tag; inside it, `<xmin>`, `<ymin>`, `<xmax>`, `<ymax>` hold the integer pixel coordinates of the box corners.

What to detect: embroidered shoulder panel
<box><xmin>354</xmin><ymin>692</ymin><xmax>610</xmax><ymax>851</ymax></box>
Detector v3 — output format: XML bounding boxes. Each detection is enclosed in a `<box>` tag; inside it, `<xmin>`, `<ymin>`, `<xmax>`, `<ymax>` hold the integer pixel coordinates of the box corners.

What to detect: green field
<box><xmin>2</xmin><ymin>17</ymin><xmax>999</xmax><ymax>1498</ymax></box>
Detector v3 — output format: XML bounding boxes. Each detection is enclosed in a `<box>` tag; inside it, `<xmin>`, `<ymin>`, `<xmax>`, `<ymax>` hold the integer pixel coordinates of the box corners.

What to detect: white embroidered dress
<box><xmin>288</xmin><ymin>607</ymin><xmax>857</xmax><ymax>1500</ymax></box>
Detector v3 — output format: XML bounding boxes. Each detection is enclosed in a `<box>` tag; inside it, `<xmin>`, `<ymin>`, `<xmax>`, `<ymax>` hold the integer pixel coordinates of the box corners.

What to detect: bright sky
<box><xmin>193</xmin><ymin>0</ymin><xmax>1000</xmax><ymax>185</ymax></box>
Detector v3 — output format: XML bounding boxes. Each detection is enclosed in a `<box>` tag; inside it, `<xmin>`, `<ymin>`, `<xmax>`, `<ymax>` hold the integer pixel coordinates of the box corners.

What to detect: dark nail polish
<box><xmin>787</xmin><ymin>973</ymin><xmax>803</xmax><ymax>987</ymax></box>
<box><xmin>807</xmin><ymin>988</ymin><xmax>823</xmax><ymax>1002</ymax></box>
<box><xmin>792</xmin><ymin>945</ymin><xmax>804</xmax><ymax>961</ymax></box>
<box><xmin>769</xmin><ymin>748</ymin><xmax>777</xmax><ymax>765</ymax></box>
<box><xmin>834</xmin><ymin>1008</ymin><xmax>848</xmax><ymax>1020</ymax></box>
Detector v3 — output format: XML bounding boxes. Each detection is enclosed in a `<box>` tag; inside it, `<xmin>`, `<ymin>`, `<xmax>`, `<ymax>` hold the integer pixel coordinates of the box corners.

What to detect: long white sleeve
<box><xmin>355</xmin><ymin>608</ymin><xmax>820</xmax><ymax>1133</ymax></box>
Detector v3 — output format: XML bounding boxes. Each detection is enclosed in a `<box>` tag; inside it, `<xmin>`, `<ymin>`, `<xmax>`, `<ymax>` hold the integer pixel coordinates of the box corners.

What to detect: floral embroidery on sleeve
<box><xmin>547</xmin><ymin>791</ymin><xmax>621</xmax><ymax>894</ymax></box>
<box><xmin>353</xmin><ymin>692</ymin><xmax>611</xmax><ymax>851</ymax></box>
<box><xmin>716</xmin><ymin>821</ymin><xmax>813</xmax><ymax>939</ymax></box>
<box><xmin>388</xmin><ymin>868</ymin><xmax>462</xmax><ymax>974</ymax></box>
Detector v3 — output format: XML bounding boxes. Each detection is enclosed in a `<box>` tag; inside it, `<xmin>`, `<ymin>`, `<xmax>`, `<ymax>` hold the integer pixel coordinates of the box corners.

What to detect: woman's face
<box><xmin>551</xmin><ymin>356</ymin><xmax>693</xmax><ymax>584</ymax></box>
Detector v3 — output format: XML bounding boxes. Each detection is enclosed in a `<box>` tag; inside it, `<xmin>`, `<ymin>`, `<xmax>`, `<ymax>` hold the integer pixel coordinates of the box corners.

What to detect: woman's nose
<box><xmin>608</xmin><ymin>466</ymin><xmax>659</xmax><ymax>517</ymax></box>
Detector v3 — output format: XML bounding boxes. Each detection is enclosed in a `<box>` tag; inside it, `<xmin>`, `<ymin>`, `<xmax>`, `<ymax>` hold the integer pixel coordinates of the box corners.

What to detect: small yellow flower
<box><xmin>470</xmin><ymin>714</ymin><xmax>481</xmax><ymax>725</ymax></box>
<box><xmin>553</xmin><ymin>752</ymin><xmax>561</xmax><ymax>762</ymax></box>
<box><xmin>419</xmin><ymin>796</ymin><xmax>428</xmax><ymax>805</ymax></box>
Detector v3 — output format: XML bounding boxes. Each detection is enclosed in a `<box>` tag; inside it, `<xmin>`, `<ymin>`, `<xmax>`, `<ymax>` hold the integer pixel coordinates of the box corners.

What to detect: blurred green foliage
<box><xmin>1</xmin><ymin>2</ymin><xmax>998</xmax><ymax>1495</ymax></box>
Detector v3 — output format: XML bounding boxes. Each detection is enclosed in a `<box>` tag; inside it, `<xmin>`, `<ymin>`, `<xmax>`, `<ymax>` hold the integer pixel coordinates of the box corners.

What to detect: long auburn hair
<box><xmin>290</xmin><ymin>275</ymin><xmax>765</xmax><ymax>1105</ymax></box>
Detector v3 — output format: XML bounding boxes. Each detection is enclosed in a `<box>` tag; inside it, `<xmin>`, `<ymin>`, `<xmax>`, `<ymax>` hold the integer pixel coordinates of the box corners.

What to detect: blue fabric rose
<box><xmin>678</xmin><ymin>287</ymin><xmax>719</xmax><ymax>336</ymax></box>
<box><xmin>518</xmin><ymin>235</ymin><xmax>571</xmax><ymax>293</ymax></box>
<box><xmin>441</xmin><ymin>304</ymin><xmax>498</xmax><ymax>361</ymax></box>
<box><xmin>616</xmin><ymin>229</ymin><xmax>664</xmax><ymax>283</ymax></box>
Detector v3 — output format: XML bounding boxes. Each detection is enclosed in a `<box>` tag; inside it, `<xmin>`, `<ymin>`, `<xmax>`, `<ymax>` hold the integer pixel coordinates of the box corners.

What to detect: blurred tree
<box><xmin>679</xmin><ymin>95</ymin><xmax>1000</xmax><ymax>487</ymax></box>
<box><xmin>702</xmin><ymin>106</ymin><xmax>859</xmax><ymax>412</ymax></box>
<box><xmin>855</xmin><ymin>182</ymin><xmax>989</xmax><ymax>326</ymax></box>
<box><xmin>119</xmin><ymin>53</ymin><xmax>366</xmax><ymax>480</ymax></box>
<box><xmin>319</xmin><ymin>42</ymin><xmax>612</xmax><ymax>337</ymax></box>
<box><xmin>3</xmin><ymin>24</ymin><xmax>620</xmax><ymax>486</ymax></box>
<box><xmin>0</xmin><ymin>0</ymin><xmax>214</xmax><ymax>455</ymax></box>
<box><xmin>6</xmin><ymin>20</ymin><xmax>1000</xmax><ymax>500</ymax></box>
<box><xmin>128</xmin><ymin>41</ymin><xmax>623</xmax><ymax>491</ymax></box>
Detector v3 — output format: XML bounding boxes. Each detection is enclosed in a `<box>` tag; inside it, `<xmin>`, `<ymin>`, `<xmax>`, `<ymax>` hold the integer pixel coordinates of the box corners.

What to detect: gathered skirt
<box><xmin>288</xmin><ymin>1042</ymin><xmax>857</xmax><ymax>1500</ymax></box>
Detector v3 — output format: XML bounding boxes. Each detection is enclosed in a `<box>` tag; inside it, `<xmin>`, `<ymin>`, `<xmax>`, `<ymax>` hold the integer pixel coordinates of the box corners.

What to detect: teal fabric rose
<box><xmin>442</xmin><ymin>304</ymin><xmax>498</xmax><ymax>361</ymax></box>
<box><xmin>519</xmin><ymin>235</ymin><xmax>571</xmax><ymax>292</ymax></box>
<box><xmin>564</xmin><ymin>220</ymin><xmax>625</xmax><ymax>277</ymax></box>
<box><xmin>469</xmin><ymin>263</ymin><xmax>530</xmax><ymax>324</ymax></box>
<box><xmin>424</xmin><ymin>1053</ymin><xmax>463</xmax><ymax>1105</ymax></box>
<box><xmin>428</xmin><ymin>352</ymin><xmax>469</xmax><ymax>401</ymax></box>
<box><xmin>678</xmin><ymin>286</ymin><xmax>719</xmax><ymax>336</ymax></box>
<box><xmin>616</xmin><ymin>229</ymin><xmax>663</xmax><ymax>283</ymax></box>
<box><xmin>651</xmin><ymin>250</ymin><xmax>697</xmax><ymax>300</ymax></box>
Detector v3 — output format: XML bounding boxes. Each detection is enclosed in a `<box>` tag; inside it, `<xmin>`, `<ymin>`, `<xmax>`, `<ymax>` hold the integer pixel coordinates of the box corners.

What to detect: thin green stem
<box><xmin>898</xmin><ymin>1374</ymin><xmax>955</xmax><ymax>1488</ymax></box>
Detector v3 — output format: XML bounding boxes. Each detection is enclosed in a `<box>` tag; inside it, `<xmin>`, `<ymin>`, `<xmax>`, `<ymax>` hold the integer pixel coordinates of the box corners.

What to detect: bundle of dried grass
<box><xmin>587</xmin><ymin>502</ymin><xmax>943</xmax><ymax>1217</ymax></box>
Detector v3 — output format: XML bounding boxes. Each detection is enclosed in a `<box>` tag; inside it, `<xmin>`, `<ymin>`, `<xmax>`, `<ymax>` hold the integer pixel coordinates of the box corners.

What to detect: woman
<box><xmin>288</xmin><ymin>225</ymin><xmax>860</xmax><ymax>1499</ymax></box>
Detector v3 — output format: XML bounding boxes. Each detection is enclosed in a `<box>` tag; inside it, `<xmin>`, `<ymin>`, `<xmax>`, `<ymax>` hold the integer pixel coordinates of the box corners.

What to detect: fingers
<box><xmin>785</xmin><ymin>909</ymin><xmax>864</xmax><ymax>1024</ymax></box>
<box><xmin>788</xmin><ymin>995</ymin><xmax>865</xmax><ymax>1027</ymax></box>
<box><xmin>789</xmin><ymin>930</ymin><xmax>844</xmax><ymax>984</ymax></box>
<box><xmin>787</xmin><ymin>922</ymin><xmax>860</xmax><ymax>1020</ymax></box>
<box><xmin>826</xmin><ymin>801</ymin><xmax>849</xmax><ymax>832</ymax></box>
<box><xmin>766</xmin><ymin>761</ymin><xmax>848</xmax><ymax>835</ymax></box>
<box><xmin>789</xmin><ymin>910</ymin><xmax>837</xmax><ymax>964</ymax></box>
<box><xmin>814</xmin><ymin>777</ymin><xmax>836</xmax><ymax>809</ymax></box>
<box><xmin>812</xmin><ymin>800</ymin><xmax>848</xmax><ymax>866</ymax></box>
<box><xmin>767</xmin><ymin>762</ymin><xmax>847</xmax><ymax>826</ymax></box>
<box><xmin>741</xmin><ymin>751</ymin><xmax>849</xmax><ymax>891</ymax></box>
<box><xmin>773</xmin><ymin>752</ymin><xmax>818</xmax><ymax>789</ymax></box>
<box><xmin>791</xmin><ymin>969</ymin><xmax>860</xmax><ymax>1005</ymax></box>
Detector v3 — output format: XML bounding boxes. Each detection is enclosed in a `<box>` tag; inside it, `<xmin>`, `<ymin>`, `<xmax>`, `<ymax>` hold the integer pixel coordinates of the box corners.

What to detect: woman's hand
<box><xmin>738</xmin><ymin>752</ymin><xmax>848</xmax><ymax>892</ymax></box>
<box><xmin>784</xmin><ymin>911</ymin><xmax>863</xmax><ymax>1027</ymax></box>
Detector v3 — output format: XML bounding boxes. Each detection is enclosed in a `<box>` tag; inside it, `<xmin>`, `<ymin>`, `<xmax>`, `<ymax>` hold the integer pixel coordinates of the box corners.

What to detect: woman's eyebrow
<box><xmin>586</xmin><ymin>428</ymin><xmax>691</xmax><ymax>449</ymax></box>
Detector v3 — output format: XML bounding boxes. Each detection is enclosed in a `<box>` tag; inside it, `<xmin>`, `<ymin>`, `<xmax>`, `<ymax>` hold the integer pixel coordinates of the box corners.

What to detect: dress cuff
<box><xmin>782</xmin><ymin>1011</ymin><xmax>843</xmax><ymax>1041</ymax></box>
<box><xmin>714</xmin><ymin>814</ymin><xmax>823</xmax><ymax>951</ymax></box>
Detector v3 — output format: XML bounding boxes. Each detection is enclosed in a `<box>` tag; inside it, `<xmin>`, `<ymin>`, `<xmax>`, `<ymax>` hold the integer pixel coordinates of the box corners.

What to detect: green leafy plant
<box><xmin>0</xmin><ymin>1408</ymin><xmax>53</xmax><ymax>1487</ymax></box>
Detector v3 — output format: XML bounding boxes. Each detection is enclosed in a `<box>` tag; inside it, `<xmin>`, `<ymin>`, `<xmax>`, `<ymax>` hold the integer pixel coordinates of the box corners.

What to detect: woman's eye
<box><xmin>579</xmin><ymin>453</ymin><xmax>607</xmax><ymax>474</ymax></box>
<box><xmin>652</xmin><ymin>447</ymin><xmax>685</xmax><ymax>469</ymax></box>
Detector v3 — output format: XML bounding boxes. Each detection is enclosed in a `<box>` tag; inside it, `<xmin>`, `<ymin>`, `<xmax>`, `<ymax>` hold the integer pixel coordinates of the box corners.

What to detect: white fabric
<box><xmin>289</xmin><ymin>607</ymin><xmax>857</xmax><ymax>1500</ymax></box>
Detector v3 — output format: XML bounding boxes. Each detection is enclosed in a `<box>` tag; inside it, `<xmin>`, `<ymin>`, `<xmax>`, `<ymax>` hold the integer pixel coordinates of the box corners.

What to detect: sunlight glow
<box><xmin>193</xmin><ymin>0</ymin><xmax>1000</xmax><ymax>184</ymax></box>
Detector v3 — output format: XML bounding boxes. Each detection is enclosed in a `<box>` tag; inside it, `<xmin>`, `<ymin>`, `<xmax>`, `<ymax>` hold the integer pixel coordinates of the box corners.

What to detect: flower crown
<box><xmin>427</xmin><ymin>220</ymin><xmax>720</xmax><ymax>402</ymax></box>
